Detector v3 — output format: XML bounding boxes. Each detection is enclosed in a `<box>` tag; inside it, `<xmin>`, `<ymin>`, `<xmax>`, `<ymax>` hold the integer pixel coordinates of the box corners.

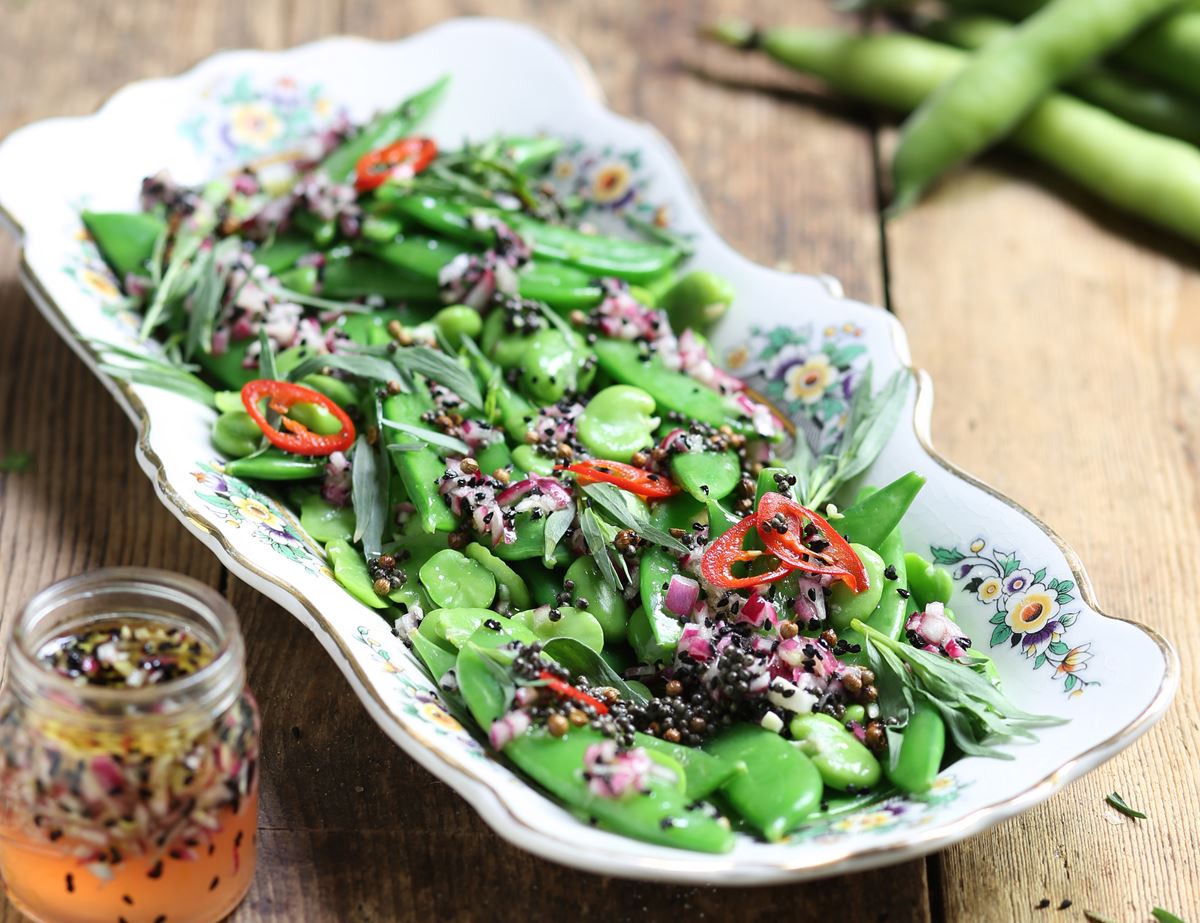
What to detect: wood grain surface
<box><xmin>0</xmin><ymin>2</ymin><xmax>1194</xmax><ymax>921</ymax></box>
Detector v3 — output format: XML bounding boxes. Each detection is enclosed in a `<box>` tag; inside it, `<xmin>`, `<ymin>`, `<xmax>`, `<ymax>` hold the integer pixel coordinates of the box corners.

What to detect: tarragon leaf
<box><xmin>287</xmin><ymin>352</ymin><xmax>403</xmax><ymax>384</ymax></box>
<box><xmin>1105</xmin><ymin>791</ymin><xmax>1146</xmax><ymax>820</ymax></box>
<box><xmin>579</xmin><ymin>482</ymin><xmax>687</xmax><ymax>554</ymax></box>
<box><xmin>381</xmin><ymin>419</ymin><xmax>471</xmax><ymax>456</ymax></box>
<box><xmin>393</xmin><ymin>345</ymin><xmax>483</xmax><ymax>409</ymax></box>
<box><xmin>351</xmin><ymin>434</ymin><xmax>386</xmax><ymax>558</ymax></box>
<box><xmin>543</xmin><ymin>507</ymin><xmax>574</xmax><ymax>566</ymax></box>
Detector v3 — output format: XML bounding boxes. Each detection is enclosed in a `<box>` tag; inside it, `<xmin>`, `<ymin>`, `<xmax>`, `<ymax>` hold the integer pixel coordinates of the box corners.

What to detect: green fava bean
<box><xmin>564</xmin><ymin>557</ymin><xmax>629</xmax><ymax>643</ymax></box>
<box><xmin>515</xmin><ymin>605</ymin><xmax>605</xmax><ymax>653</ymax></box>
<box><xmin>213</xmin><ymin>391</ymin><xmax>244</xmax><ymax>413</ymax></box>
<box><xmin>577</xmin><ymin>385</ymin><xmax>657</xmax><ymax>464</ymax></box>
<box><xmin>659</xmin><ymin>270</ymin><xmax>735</xmax><ymax>334</ymax></box>
<box><xmin>827</xmin><ymin>543</ymin><xmax>886</xmax><ymax>630</ymax></box>
<box><xmin>669</xmin><ymin>449</ymin><xmax>740</xmax><ymax>502</ymax></box>
<box><xmin>886</xmin><ymin>705</ymin><xmax>945</xmax><ymax>795</ymax></box>
<box><xmin>789</xmin><ymin>713</ymin><xmax>882</xmax><ymax>792</ymax></box>
<box><xmin>212</xmin><ymin>410</ymin><xmax>261</xmax><ymax>459</ymax></box>
<box><xmin>635</xmin><ymin>733</ymin><xmax>741</xmax><ymax>801</ymax></box>
<box><xmin>511</xmin><ymin>445</ymin><xmax>556</xmax><ymax>477</ymax></box>
<box><xmin>703</xmin><ymin>725</ymin><xmax>823</xmax><ymax>842</ymax></box>
<box><xmin>419</xmin><ymin>549</ymin><xmax>497</xmax><ymax>609</ymax></box>
<box><xmin>464</xmin><ymin>542</ymin><xmax>531</xmax><ymax>611</ymax></box>
<box><xmin>326</xmin><ymin>539</ymin><xmax>387</xmax><ymax>609</ymax></box>
<box><xmin>433</xmin><ymin>304</ymin><xmax>483</xmax><ymax>345</ymax></box>
<box><xmin>904</xmin><ymin>552</ymin><xmax>954</xmax><ymax>608</ymax></box>
<box><xmin>297</xmin><ymin>373</ymin><xmax>360</xmax><ymax>410</ymax></box>
<box><xmin>421</xmin><ymin>608</ymin><xmax>534</xmax><ymax>650</ymax></box>
<box><xmin>519</xmin><ymin>329</ymin><xmax>593</xmax><ymax>404</ymax></box>
<box><xmin>300</xmin><ymin>493</ymin><xmax>356</xmax><ymax>544</ymax></box>
<box><xmin>286</xmin><ymin>401</ymin><xmax>345</xmax><ymax>436</ymax></box>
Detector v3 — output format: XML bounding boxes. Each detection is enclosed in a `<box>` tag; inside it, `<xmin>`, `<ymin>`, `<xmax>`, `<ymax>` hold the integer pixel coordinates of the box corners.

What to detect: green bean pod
<box><xmin>711</xmin><ymin>25</ymin><xmax>1200</xmax><ymax>248</ymax></box>
<box><xmin>382</xmin><ymin>391</ymin><xmax>458</xmax><ymax>534</ymax></box>
<box><xmin>82</xmin><ymin>211</ymin><xmax>166</xmax><ymax>283</ymax></box>
<box><xmin>834</xmin><ymin>471</ymin><xmax>925</xmax><ymax>552</ymax></box>
<box><xmin>222</xmin><ymin>448</ymin><xmax>325</xmax><ymax>481</ymax></box>
<box><xmin>889</xmin><ymin>0</ymin><xmax>1181</xmax><ymax>210</ymax></box>
<box><xmin>885</xmin><ymin>704</ymin><xmax>946</xmax><ymax>794</ymax></box>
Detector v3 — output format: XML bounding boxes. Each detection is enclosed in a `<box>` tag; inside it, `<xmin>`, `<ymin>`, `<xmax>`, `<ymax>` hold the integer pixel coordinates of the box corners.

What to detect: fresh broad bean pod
<box><xmin>464</xmin><ymin>542</ymin><xmax>531</xmax><ymax>611</ymax></box>
<box><xmin>326</xmin><ymin>538</ymin><xmax>388</xmax><ymax>609</ymax></box>
<box><xmin>940</xmin><ymin>0</ymin><xmax>1200</xmax><ymax>99</ymax></box>
<box><xmin>703</xmin><ymin>725</ymin><xmax>823</xmax><ymax>842</ymax></box>
<box><xmin>518</xmin><ymin>328</ymin><xmax>595</xmax><ymax>404</ymax></box>
<box><xmin>923</xmin><ymin>12</ymin><xmax>1200</xmax><ymax>147</ymax></box>
<box><xmin>890</xmin><ymin>0</ymin><xmax>1181</xmax><ymax>210</ymax></box>
<box><xmin>300</xmin><ymin>493</ymin><xmax>356</xmax><ymax>544</ymax></box>
<box><xmin>710</xmin><ymin>25</ymin><xmax>1200</xmax><ymax>247</ymax></box>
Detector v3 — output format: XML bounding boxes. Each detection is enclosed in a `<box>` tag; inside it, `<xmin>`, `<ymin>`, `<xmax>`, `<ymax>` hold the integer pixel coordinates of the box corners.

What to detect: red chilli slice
<box><xmin>538</xmin><ymin>671</ymin><xmax>610</xmax><ymax>715</ymax></box>
<box><xmin>700</xmin><ymin>514</ymin><xmax>792</xmax><ymax>590</ymax></box>
<box><xmin>240</xmin><ymin>379</ymin><xmax>356</xmax><ymax>457</ymax></box>
<box><xmin>562</xmin><ymin>460</ymin><xmax>680</xmax><ymax>499</ymax></box>
<box><xmin>354</xmin><ymin>137</ymin><xmax>438</xmax><ymax>192</ymax></box>
<box><xmin>755</xmin><ymin>492</ymin><xmax>866</xmax><ymax>591</ymax></box>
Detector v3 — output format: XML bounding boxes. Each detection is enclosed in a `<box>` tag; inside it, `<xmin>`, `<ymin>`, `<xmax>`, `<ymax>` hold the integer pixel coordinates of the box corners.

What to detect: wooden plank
<box><xmin>883</xmin><ymin>147</ymin><xmax>1200</xmax><ymax>919</ymax></box>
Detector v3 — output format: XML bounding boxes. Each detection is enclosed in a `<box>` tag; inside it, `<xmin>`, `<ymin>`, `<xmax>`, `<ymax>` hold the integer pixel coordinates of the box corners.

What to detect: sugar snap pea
<box><xmin>710</xmin><ymin>25</ymin><xmax>1200</xmax><ymax>247</ymax></box>
<box><xmin>82</xmin><ymin>211</ymin><xmax>166</xmax><ymax>282</ymax></box>
<box><xmin>564</xmin><ymin>557</ymin><xmax>630</xmax><ymax>643</ymax></box>
<box><xmin>326</xmin><ymin>538</ymin><xmax>388</xmax><ymax>609</ymax></box>
<box><xmin>790</xmin><ymin>712</ymin><xmax>882</xmax><ymax>792</ymax></box>
<box><xmin>703</xmin><ymin>725</ymin><xmax>823</xmax><ymax>842</ymax></box>
<box><xmin>223</xmin><ymin>447</ymin><xmax>325</xmax><ymax>481</ymax></box>
<box><xmin>827</xmin><ymin>543</ymin><xmax>886</xmax><ymax>631</ymax></box>
<box><xmin>382</xmin><ymin>391</ymin><xmax>457</xmax><ymax>533</ymax></box>
<box><xmin>885</xmin><ymin>704</ymin><xmax>946</xmax><ymax>794</ymax></box>
<box><xmin>659</xmin><ymin>270</ymin><xmax>735</xmax><ymax>334</ymax></box>
<box><xmin>904</xmin><ymin>552</ymin><xmax>955</xmax><ymax>608</ymax></box>
<box><xmin>834</xmin><ymin>471</ymin><xmax>925</xmax><ymax>552</ymax></box>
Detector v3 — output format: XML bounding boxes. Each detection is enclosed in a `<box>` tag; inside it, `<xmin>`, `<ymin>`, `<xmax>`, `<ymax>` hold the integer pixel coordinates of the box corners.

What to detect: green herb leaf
<box><xmin>578</xmin><ymin>504</ymin><xmax>622</xmax><ymax>591</ymax></box>
<box><xmin>1152</xmin><ymin>910</ymin><xmax>1188</xmax><ymax>923</ymax></box>
<box><xmin>789</xmin><ymin>364</ymin><xmax>909</xmax><ymax>508</ymax></box>
<box><xmin>579</xmin><ymin>482</ymin><xmax>687</xmax><ymax>554</ymax></box>
<box><xmin>381</xmin><ymin>420</ymin><xmax>471</xmax><ymax>456</ymax></box>
<box><xmin>0</xmin><ymin>451</ymin><xmax>32</xmax><ymax>473</ymax></box>
<box><xmin>855</xmin><ymin>618</ymin><xmax>1064</xmax><ymax>758</ymax></box>
<box><xmin>287</xmin><ymin>351</ymin><xmax>402</xmax><ymax>384</ymax></box>
<box><xmin>140</xmin><ymin>233</ymin><xmax>204</xmax><ymax>338</ymax></box>
<box><xmin>542</xmin><ymin>637</ymin><xmax>649</xmax><ymax>705</ymax></box>
<box><xmin>92</xmin><ymin>339</ymin><xmax>215</xmax><ymax>407</ymax></box>
<box><xmin>1105</xmin><ymin>792</ymin><xmax>1147</xmax><ymax>820</ymax></box>
<box><xmin>543</xmin><ymin>507</ymin><xmax>574</xmax><ymax>566</ymax></box>
<box><xmin>393</xmin><ymin>345</ymin><xmax>483</xmax><ymax>409</ymax></box>
<box><xmin>351</xmin><ymin>434</ymin><xmax>386</xmax><ymax>558</ymax></box>
<box><xmin>256</xmin><ymin>328</ymin><xmax>278</xmax><ymax>382</ymax></box>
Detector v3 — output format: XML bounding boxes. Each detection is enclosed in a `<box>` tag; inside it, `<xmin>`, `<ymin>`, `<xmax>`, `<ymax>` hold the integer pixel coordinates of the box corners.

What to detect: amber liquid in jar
<box><xmin>0</xmin><ymin>569</ymin><xmax>260</xmax><ymax>923</ymax></box>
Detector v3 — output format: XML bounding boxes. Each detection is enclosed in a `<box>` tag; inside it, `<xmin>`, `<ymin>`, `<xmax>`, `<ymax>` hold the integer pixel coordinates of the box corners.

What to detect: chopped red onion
<box><xmin>665</xmin><ymin>575</ymin><xmax>700</xmax><ymax>617</ymax></box>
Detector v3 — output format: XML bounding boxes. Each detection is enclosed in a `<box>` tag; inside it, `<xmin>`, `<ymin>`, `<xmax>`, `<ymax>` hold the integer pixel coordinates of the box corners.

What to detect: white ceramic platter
<box><xmin>0</xmin><ymin>18</ymin><xmax>1178</xmax><ymax>885</ymax></box>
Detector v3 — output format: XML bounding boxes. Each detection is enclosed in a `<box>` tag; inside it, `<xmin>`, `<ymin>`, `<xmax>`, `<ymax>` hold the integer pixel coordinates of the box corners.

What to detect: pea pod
<box><xmin>433</xmin><ymin>304</ymin><xmax>483</xmax><ymax>345</ymax></box>
<box><xmin>634</xmin><ymin>547</ymin><xmax>686</xmax><ymax>662</ymax></box>
<box><xmin>789</xmin><ymin>713</ymin><xmax>882</xmax><ymax>792</ymax></box>
<box><xmin>465</xmin><ymin>542</ymin><xmax>530</xmax><ymax>611</ymax></box>
<box><xmin>464</xmin><ymin>341</ymin><xmax>536</xmax><ymax>443</ymax></box>
<box><xmin>420</xmin><ymin>608</ymin><xmax>534</xmax><ymax>651</ymax></box>
<box><xmin>669</xmin><ymin>449</ymin><xmax>740</xmax><ymax>502</ymax></box>
<box><xmin>319</xmin><ymin>75</ymin><xmax>450</xmax><ymax>182</ymax></box>
<box><xmin>703</xmin><ymin>725</ymin><xmax>823</xmax><ymax>842</ymax></box>
<box><xmin>211</xmin><ymin>410</ymin><xmax>262</xmax><ymax>459</ymax></box>
<box><xmin>297</xmin><ymin>373</ymin><xmax>360</xmax><ymax>409</ymax></box>
<box><xmin>82</xmin><ymin>211</ymin><xmax>165</xmax><ymax>282</ymax></box>
<box><xmin>564</xmin><ymin>557</ymin><xmax>630</xmax><ymax>643</ymax></box>
<box><xmin>834</xmin><ymin>472</ymin><xmax>925</xmax><ymax>552</ymax></box>
<box><xmin>502</xmin><ymin>135</ymin><xmax>565</xmax><ymax>173</ymax></box>
<box><xmin>252</xmin><ymin>234</ymin><xmax>312</xmax><ymax>275</ymax></box>
<box><xmin>276</xmin><ymin>264</ymin><xmax>318</xmax><ymax>295</ymax></box>
<box><xmin>577</xmin><ymin>385</ymin><xmax>658</xmax><ymax>464</ymax></box>
<box><xmin>223</xmin><ymin>448</ymin><xmax>325</xmax><ymax>481</ymax></box>
<box><xmin>382</xmin><ymin>391</ymin><xmax>457</xmax><ymax>533</ymax></box>
<box><xmin>885</xmin><ymin>704</ymin><xmax>946</xmax><ymax>794</ymax></box>
<box><xmin>904</xmin><ymin>552</ymin><xmax>954</xmax><ymax>608</ymax></box>
<box><xmin>593</xmin><ymin>338</ymin><xmax>753</xmax><ymax>434</ymax></box>
<box><xmin>706</xmin><ymin>498</ymin><xmax>740</xmax><ymax>540</ymax></box>
<box><xmin>326</xmin><ymin>538</ymin><xmax>387</xmax><ymax>609</ymax></box>
<box><xmin>322</xmin><ymin>253</ymin><xmax>439</xmax><ymax>302</ymax></box>
<box><xmin>419</xmin><ymin>549</ymin><xmax>497</xmax><ymax>609</ymax></box>
<box><xmin>635</xmin><ymin>733</ymin><xmax>741</xmax><ymax>801</ymax></box>
<box><xmin>300</xmin><ymin>493</ymin><xmax>356</xmax><ymax>544</ymax></box>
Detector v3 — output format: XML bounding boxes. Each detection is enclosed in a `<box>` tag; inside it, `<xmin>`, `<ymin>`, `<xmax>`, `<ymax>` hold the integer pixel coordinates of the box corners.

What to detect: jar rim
<box><xmin>8</xmin><ymin>567</ymin><xmax>244</xmax><ymax>720</ymax></box>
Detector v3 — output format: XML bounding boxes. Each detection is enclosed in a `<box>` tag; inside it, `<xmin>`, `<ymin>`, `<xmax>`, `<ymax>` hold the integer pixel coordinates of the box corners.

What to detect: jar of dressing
<box><xmin>0</xmin><ymin>569</ymin><xmax>259</xmax><ymax>923</ymax></box>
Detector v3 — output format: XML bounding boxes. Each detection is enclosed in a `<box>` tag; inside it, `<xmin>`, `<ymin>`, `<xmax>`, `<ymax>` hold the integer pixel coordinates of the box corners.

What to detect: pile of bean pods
<box><xmin>83</xmin><ymin>78</ymin><xmax>1056</xmax><ymax>851</ymax></box>
<box><xmin>710</xmin><ymin>0</ymin><xmax>1200</xmax><ymax>246</ymax></box>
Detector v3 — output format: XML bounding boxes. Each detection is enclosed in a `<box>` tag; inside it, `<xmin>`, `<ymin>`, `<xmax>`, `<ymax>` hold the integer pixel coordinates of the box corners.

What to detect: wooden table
<box><xmin>1</xmin><ymin>2</ymin><xmax>1196</xmax><ymax>920</ymax></box>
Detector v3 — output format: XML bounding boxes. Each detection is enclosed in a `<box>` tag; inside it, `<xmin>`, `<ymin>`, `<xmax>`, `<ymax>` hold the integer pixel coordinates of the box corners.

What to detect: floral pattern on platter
<box><xmin>190</xmin><ymin>461</ymin><xmax>328</xmax><ymax>575</ymax></box>
<box><xmin>354</xmin><ymin>626</ymin><xmax>485</xmax><ymax>756</ymax></box>
<box><xmin>178</xmin><ymin>74</ymin><xmax>345</xmax><ymax>169</ymax></box>
<box><xmin>934</xmin><ymin>539</ymin><xmax>1098</xmax><ymax>695</ymax></box>
<box><xmin>546</xmin><ymin>139</ymin><xmax>674</xmax><ymax>236</ymax></box>
<box><xmin>724</xmin><ymin>322</ymin><xmax>868</xmax><ymax>454</ymax></box>
<box><xmin>794</xmin><ymin>775</ymin><xmax>965</xmax><ymax>843</ymax></box>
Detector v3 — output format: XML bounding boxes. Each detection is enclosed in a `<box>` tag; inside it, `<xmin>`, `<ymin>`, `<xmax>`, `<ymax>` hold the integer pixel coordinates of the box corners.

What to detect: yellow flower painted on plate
<box><xmin>590</xmin><ymin>161</ymin><xmax>632</xmax><ymax>204</ymax></box>
<box><xmin>831</xmin><ymin>810</ymin><xmax>894</xmax><ymax>833</ymax></box>
<box><xmin>314</xmin><ymin>96</ymin><xmax>334</xmax><ymax>117</ymax></box>
<box><xmin>1004</xmin><ymin>587</ymin><xmax>1058</xmax><ymax>635</ymax></box>
<box><xmin>421</xmin><ymin>701</ymin><xmax>464</xmax><ymax>733</ymax></box>
<box><xmin>969</xmin><ymin>538</ymin><xmax>986</xmax><ymax>554</ymax></box>
<box><xmin>227</xmin><ymin>102</ymin><xmax>284</xmax><ymax>149</ymax></box>
<box><xmin>976</xmin><ymin>577</ymin><xmax>1003</xmax><ymax>603</ymax></box>
<box><xmin>230</xmin><ymin>495</ymin><xmax>283</xmax><ymax>529</ymax></box>
<box><xmin>823</xmin><ymin>325</ymin><xmax>837</xmax><ymax>337</ymax></box>
<box><xmin>554</xmin><ymin>158</ymin><xmax>575</xmax><ymax>180</ymax></box>
<box><xmin>1055</xmin><ymin>644</ymin><xmax>1093</xmax><ymax>676</ymax></box>
<box><xmin>726</xmin><ymin>344</ymin><xmax>751</xmax><ymax>371</ymax></box>
<box><xmin>927</xmin><ymin>775</ymin><xmax>955</xmax><ymax>795</ymax></box>
<box><xmin>82</xmin><ymin>268</ymin><xmax>120</xmax><ymax>300</ymax></box>
<box><xmin>784</xmin><ymin>353</ymin><xmax>835</xmax><ymax>405</ymax></box>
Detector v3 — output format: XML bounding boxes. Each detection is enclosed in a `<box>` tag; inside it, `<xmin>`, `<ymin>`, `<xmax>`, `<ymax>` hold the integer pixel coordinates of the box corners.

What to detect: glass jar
<box><xmin>0</xmin><ymin>569</ymin><xmax>260</xmax><ymax>923</ymax></box>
